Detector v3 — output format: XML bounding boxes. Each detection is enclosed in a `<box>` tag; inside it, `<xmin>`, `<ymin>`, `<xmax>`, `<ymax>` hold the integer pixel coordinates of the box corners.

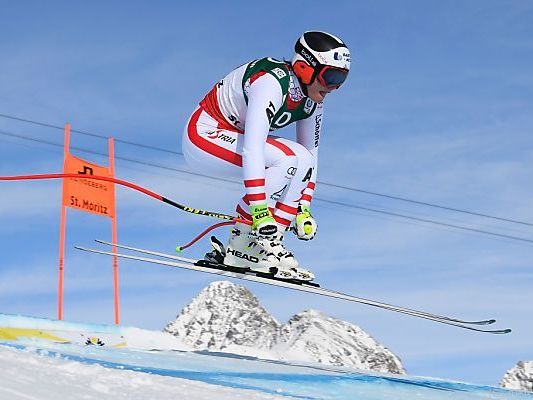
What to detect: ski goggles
<box><xmin>316</xmin><ymin>66</ymin><xmax>349</xmax><ymax>88</ymax></box>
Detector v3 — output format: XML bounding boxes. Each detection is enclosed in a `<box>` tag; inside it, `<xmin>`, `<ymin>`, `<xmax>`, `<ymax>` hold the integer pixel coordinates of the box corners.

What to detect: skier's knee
<box><xmin>283</xmin><ymin>155</ymin><xmax>299</xmax><ymax>178</ymax></box>
<box><xmin>297</xmin><ymin>149</ymin><xmax>315</xmax><ymax>172</ymax></box>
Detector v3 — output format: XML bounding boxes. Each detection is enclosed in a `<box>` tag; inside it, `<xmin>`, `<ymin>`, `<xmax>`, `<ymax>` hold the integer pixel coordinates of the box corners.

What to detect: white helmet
<box><xmin>292</xmin><ymin>31</ymin><xmax>351</xmax><ymax>87</ymax></box>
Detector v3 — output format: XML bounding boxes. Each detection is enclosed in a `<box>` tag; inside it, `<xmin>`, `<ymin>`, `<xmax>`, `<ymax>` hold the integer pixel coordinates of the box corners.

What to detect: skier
<box><xmin>182</xmin><ymin>31</ymin><xmax>350</xmax><ymax>281</ymax></box>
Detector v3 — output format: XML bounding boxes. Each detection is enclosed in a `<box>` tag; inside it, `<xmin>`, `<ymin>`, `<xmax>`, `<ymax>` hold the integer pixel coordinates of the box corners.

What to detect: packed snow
<box><xmin>0</xmin><ymin>312</ymin><xmax>532</xmax><ymax>400</ymax></box>
<box><xmin>1</xmin><ymin>341</ymin><xmax>531</xmax><ymax>400</ymax></box>
<box><xmin>0</xmin><ymin>345</ymin><xmax>283</xmax><ymax>400</ymax></box>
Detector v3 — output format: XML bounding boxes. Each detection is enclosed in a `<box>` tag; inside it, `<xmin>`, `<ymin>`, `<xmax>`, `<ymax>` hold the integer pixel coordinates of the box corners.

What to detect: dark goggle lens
<box><xmin>321</xmin><ymin>68</ymin><xmax>348</xmax><ymax>86</ymax></box>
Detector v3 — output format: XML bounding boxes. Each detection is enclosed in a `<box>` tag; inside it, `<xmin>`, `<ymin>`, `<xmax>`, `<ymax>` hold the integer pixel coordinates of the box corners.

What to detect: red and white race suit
<box><xmin>182</xmin><ymin>57</ymin><xmax>323</xmax><ymax>228</ymax></box>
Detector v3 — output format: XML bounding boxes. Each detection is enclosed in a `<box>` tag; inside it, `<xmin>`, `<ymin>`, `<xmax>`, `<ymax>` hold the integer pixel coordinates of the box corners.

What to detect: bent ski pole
<box><xmin>0</xmin><ymin>173</ymin><xmax>244</xmax><ymax>222</ymax></box>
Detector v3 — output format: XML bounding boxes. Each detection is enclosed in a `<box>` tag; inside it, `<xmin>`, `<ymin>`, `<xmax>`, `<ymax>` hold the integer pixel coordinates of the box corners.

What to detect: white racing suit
<box><xmin>182</xmin><ymin>57</ymin><xmax>322</xmax><ymax>229</ymax></box>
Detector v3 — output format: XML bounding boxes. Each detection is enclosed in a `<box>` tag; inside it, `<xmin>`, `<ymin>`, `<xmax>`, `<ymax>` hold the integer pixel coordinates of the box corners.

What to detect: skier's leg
<box><xmin>269</xmin><ymin>137</ymin><xmax>316</xmax><ymax>230</ymax></box>
<box><xmin>182</xmin><ymin>107</ymin><xmax>243</xmax><ymax>178</ymax></box>
<box><xmin>184</xmin><ymin>108</ymin><xmax>315</xmax><ymax>223</ymax></box>
<box><xmin>225</xmin><ymin>137</ymin><xmax>302</xmax><ymax>275</ymax></box>
<box><xmin>235</xmin><ymin>136</ymin><xmax>298</xmax><ymax>222</ymax></box>
<box><xmin>183</xmin><ymin>111</ymin><xmax>314</xmax><ymax>279</ymax></box>
<box><xmin>235</xmin><ymin>136</ymin><xmax>316</xmax><ymax>280</ymax></box>
<box><xmin>183</xmin><ymin>108</ymin><xmax>283</xmax><ymax>274</ymax></box>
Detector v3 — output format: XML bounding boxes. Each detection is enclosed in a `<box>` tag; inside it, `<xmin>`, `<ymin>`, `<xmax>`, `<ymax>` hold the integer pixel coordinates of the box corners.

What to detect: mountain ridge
<box><xmin>164</xmin><ymin>280</ymin><xmax>405</xmax><ymax>374</ymax></box>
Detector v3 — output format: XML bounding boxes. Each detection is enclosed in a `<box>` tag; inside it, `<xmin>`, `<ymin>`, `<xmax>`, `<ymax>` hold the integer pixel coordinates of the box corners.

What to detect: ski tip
<box><xmin>476</xmin><ymin>319</ymin><xmax>497</xmax><ymax>325</ymax></box>
<box><xmin>491</xmin><ymin>328</ymin><xmax>512</xmax><ymax>335</ymax></box>
<box><xmin>175</xmin><ymin>246</ymin><xmax>182</xmax><ymax>253</ymax></box>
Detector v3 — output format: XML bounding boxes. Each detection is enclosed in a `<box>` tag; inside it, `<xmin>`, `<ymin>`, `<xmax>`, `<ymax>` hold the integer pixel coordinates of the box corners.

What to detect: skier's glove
<box><xmin>294</xmin><ymin>205</ymin><xmax>317</xmax><ymax>241</ymax></box>
<box><xmin>250</xmin><ymin>204</ymin><xmax>278</xmax><ymax>237</ymax></box>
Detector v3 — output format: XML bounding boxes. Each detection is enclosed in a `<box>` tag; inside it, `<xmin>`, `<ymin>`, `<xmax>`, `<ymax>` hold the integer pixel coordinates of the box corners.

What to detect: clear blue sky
<box><xmin>1</xmin><ymin>0</ymin><xmax>532</xmax><ymax>386</ymax></box>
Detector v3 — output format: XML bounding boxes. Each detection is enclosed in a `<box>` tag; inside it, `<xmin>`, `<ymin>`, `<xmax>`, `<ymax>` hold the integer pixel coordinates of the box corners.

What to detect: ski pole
<box><xmin>0</xmin><ymin>173</ymin><xmax>247</xmax><ymax>223</ymax></box>
<box><xmin>176</xmin><ymin>221</ymin><xmax>235</xmax><ymax>252</ymax></box>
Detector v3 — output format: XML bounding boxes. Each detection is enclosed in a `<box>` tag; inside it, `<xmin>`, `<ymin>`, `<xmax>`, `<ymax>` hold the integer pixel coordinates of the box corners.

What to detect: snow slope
<box><xmin>1</xmin><ymin>312</ymin><xmax>530</xmax><ymax>400</ymax></box>
<box><xmin>0</xmin><ymin>345</ymin><xmax>282</xmax><ymax>400</ymax></box>
<box><xmin>1</xmin><ymin>339</ymin><xmax>531</xmax><ymax>400</ymax></box>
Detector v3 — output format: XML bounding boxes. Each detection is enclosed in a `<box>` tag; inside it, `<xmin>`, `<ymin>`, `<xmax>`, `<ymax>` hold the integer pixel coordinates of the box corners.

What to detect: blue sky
<box><xmin>1</xmin><ymin>0</ymin><xmax>532</xmax><ymax>386</ymax></box>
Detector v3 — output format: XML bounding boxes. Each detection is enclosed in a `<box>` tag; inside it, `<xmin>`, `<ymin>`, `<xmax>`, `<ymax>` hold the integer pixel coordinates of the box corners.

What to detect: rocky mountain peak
<box><xmin>164</xmin><ymin>280</ymin><xmax>405</xmax><ymax>374</ymax></box>
<box><xmin>275</xmin><ymin>309</ymin><xmax>405</xmax><ymax>374</ymax></box>
<box><xmin>164</xmin><ymin>281</ymin><xmax>279</xmax><ymax>350</ymax></box>
<box><xmin>501</xmin><ymin>361</ymin><xmax>533</xmax><ymax>392</ymax></box>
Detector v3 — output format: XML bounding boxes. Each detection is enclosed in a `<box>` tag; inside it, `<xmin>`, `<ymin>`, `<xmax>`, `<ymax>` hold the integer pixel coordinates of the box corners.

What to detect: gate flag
<box><xmin>58</xmin><ymin>123</ymin><xmax>119</xmax><ymax>324</ymax></box>
<box><xmin>62</xmin><ymin>154</ymin><xmax>115</xmax><ymax>218</ymax></box>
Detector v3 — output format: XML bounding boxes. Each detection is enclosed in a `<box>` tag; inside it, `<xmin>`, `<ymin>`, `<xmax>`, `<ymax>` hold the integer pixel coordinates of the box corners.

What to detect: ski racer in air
<box><xmin>182</xmin><ymin>31</ymin><xmax>350</xmax><ymax>281</ymax></box>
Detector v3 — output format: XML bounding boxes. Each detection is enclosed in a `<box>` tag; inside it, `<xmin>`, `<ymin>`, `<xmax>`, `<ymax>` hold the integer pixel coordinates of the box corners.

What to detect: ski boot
<box><xmin>252</xmin><ymin>224</ymin><xmax>315</xmax><ymax>282</ymax></box>
<box><xmin>219</xmin><ymin>222</ymin><xmax>298</xmax><ymax>279</ymax></box>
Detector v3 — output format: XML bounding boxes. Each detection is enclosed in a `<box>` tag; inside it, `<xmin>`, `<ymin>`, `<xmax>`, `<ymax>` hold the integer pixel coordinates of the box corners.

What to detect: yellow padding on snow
<box><xmin>0</xmin><ymin>328</ymin><xmax>70</xmax><ymax>343</ymax></box>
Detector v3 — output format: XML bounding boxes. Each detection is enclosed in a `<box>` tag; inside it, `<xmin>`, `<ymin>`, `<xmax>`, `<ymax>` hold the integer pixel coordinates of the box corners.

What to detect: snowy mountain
<box><xmin>164</xmin><ymin>280</ymin><xmax>279</xmax><ymax>350</ymax></box>
<box><xmin>274</xmin><ymin>309</ymin><xmax>404</xmax><ymax>373</ymax></box>
<box><xmin>164</xmin><ymin>280</ymin><xmax>405</xmax><ymax>374</ymax></box>
<box><xmin>501</xmin><ymin>361</ymin><xmax>533</xmax><ymax>392</ymax></box>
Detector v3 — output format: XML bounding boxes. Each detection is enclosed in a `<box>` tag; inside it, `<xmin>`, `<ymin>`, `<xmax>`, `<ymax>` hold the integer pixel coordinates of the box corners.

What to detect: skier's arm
<box><xmin>293</xmin><ymin>103</ymin><xmax>323</xmax><ymax>240</ymax></box>
<box><xmin>295</xmin><ymin>102</ymin><xmax>323</xmax><ymax>207</ymax></box>
<box><xmin>243</xmin><ymin>73</ymin><xmax>284</xmax><ymax>228</ymax></box>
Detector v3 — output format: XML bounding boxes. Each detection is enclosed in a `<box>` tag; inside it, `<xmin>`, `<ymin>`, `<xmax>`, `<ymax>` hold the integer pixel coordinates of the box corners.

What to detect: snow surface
<box><xmin>501</xmin><ymin>361</ymin><xmax>533</xmax><ymax>392</ymax></box>
<box><xmin>0</xmin><ymin>313</ymin><xmax>532</xmax><ymax>400</ymax></box>
<box><xmin>0</xmin><ymin>345</ymin><xmax>282</xmax><ymax>400</ymax></box>
<box><xmin>1</xmin><ymin>341</ymin><xmax>531</xmax><ymax>400</ymax></box>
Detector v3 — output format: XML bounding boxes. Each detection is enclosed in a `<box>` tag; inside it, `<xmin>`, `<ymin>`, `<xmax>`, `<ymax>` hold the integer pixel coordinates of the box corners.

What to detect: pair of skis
<box><xmin>76</xmin><ymin>240</ymin><xmax>511</xmax><ymax>335</ymax></box>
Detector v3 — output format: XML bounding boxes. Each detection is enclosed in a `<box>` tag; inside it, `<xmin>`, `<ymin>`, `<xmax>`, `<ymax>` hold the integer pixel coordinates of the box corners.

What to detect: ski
<box><xmin>95</xmin><ymin>239</ymin><xmax>496</xmax><ymax>326</ymax></box>
<box><xmin>94</xmin><ymin>239</ymin><xmax>199</xmax><ymax>265</ymax></box>
<box><xmin>94</xmin><ymin>239</ymin><xmax>319</xmax><ymax>287</ymax></box>
<box><xmin>76</xmin><ymin>243</ymin><xmax>511</xmax><ymax>334</ymax></box>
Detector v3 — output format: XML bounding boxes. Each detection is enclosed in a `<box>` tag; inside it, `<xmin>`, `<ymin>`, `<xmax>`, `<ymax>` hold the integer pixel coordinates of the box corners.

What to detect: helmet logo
<box><xmin>334</xmin><ymin>51</ymin><xmax>351</xmax><ymax>63</ymax></box>
<box><xmin>300</xmin><ymin>48</ymin><xmax>317</xmax><ymax>67</ymax></box>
